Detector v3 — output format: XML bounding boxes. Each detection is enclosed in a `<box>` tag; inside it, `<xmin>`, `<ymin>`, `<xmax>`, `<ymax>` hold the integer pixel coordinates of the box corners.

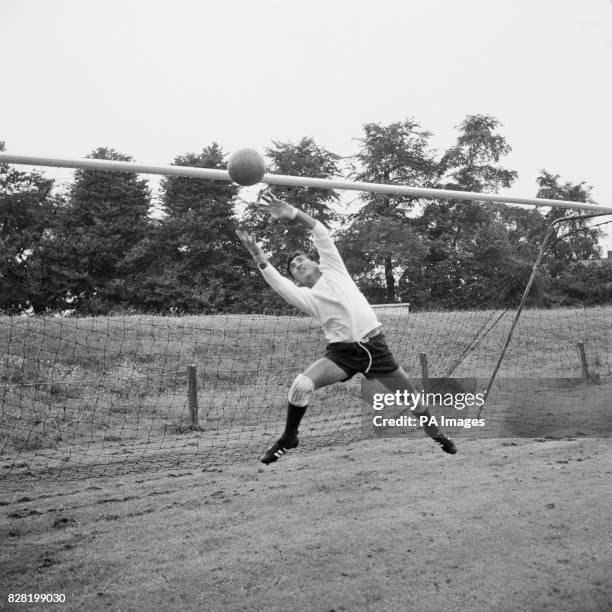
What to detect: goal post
<box><xmin>1</xmin><ymin>152</ymin><xmax>611</xmax><ymax>213</ymax></box>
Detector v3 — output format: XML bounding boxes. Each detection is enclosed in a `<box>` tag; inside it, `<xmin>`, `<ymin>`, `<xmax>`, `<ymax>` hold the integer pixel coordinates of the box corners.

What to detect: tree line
<box><xmin>1</xmin><ymin>115</ymin><xmax>610</xmax><ymax>315</ymax></box>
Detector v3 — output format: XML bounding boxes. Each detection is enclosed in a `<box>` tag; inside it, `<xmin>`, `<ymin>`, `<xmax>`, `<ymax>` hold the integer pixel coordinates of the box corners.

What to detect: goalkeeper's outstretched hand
<box><xmin>256</xmin><ymin>190</ymin><xmax>298</xmax><ymax>223</ymax></box>
<box><xmin>235</xmin><ymin>230</ymin><xmax>267</xmax><ymax>265</ymax></box>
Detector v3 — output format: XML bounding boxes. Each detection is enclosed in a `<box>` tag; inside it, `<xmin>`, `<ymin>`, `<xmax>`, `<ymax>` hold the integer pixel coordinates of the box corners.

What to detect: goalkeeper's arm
<box><xmin>256</xmin><ymin>190</ymin><xmax>347</xmax><ymax>276</ymax></box>
<box><xmin>234</xmin><ymin>228</ymin><xmax>313</xmax><ymax>313</ymax></box>
<box><xmin>257</xmin><ymin>190</ymin><xmax>317</xmax><ymax>231</ymax></box>
<box><xmin>235</xmin><ymin>230</ymin><xmax>269</xmax><ymax>269</ymax></box>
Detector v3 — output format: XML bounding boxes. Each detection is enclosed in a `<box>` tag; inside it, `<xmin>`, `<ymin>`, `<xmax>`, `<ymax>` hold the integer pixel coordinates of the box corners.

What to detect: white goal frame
<box><xmin>1</xmin><ymin>152</ymin><xmax>611</xmax><ymax>213</ymax></box>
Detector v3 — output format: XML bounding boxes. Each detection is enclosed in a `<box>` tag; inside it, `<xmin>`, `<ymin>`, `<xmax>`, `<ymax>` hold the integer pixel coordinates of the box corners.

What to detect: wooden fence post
<box><xmin>187</xmin><ymin>364</ymin><xmax>199</xmax><ymax>429</ymax></box>
<box><xmin>576</xmin><ymin>342</ymin><xmax>599</xmax><ymax>383</ymax></box>
<box><xmin>419</xmin><ymin>353</ymin><xmax>429</xmax><ymax>391</ymax></box>
<box><xmin>576</xmin><ymin>342</ymin><xmax>590</xmax><ymax>382</ymax></box>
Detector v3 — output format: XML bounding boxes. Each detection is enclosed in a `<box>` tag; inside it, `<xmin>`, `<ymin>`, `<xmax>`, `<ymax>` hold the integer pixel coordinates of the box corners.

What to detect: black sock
<box><xmin>281</xmin><ymin>402</ymin><xmax>307</xmax><ymax>442</ymax></box>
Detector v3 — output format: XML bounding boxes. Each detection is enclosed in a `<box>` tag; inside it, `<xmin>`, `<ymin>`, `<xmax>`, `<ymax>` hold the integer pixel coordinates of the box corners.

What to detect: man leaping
<box><xmin>236</xmin><ymin>191</ymin><xmax>457</xmax><ymax>464</ymax></box>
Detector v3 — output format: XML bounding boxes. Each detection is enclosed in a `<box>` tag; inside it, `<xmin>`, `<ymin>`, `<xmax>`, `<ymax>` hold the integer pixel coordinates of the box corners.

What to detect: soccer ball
<box><xmin>227</xmin><ymin>148</ymin><xmax>266</xmax><ymax>186</ymax></box>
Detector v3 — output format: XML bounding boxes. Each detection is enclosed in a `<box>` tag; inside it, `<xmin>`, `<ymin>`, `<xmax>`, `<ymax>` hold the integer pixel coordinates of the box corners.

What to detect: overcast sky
<box><xmin>2</xmin><ymin>0</ymin><xmax>611</xmax><ymax>250</ymax></box>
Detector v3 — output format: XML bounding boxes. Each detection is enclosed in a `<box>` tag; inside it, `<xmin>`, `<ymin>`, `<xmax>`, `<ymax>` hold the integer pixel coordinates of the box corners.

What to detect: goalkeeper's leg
<box><xmin>376</xmin><ymin>367</ymin><xmax>457</xmax><ymax>455</ymax></box>
<box><xmin>260</xmin><ymin>358</ymin><xmax>349</xmax><ymax>465</ymax></box>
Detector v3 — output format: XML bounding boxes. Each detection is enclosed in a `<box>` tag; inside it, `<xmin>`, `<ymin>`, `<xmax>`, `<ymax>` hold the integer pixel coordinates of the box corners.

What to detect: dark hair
<box><xmin>286</xmin><ymin>251</ymin><xmax>316</xmax><ymax>276</ymax></box>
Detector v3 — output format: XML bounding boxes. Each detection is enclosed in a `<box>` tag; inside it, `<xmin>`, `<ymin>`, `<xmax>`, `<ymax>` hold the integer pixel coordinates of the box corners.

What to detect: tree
<box><xmin>498</xmin><ymin>206</ymin><xmax>548</xmax><ymax>261</ymax></box>
<box><xmin>53</xmin><ymin>147</ymin><xmax>151</xmax><ymax>312</ymax></box>
<box><xmin>439</xmin><ymin>115</ymin><xmax>518</xmax><ymax>193</ymax></box>
<box><xmin>142</xmin><ymin>143</ymin><xmax>251</xmax><ymax>313</ymax></box>
<box><xmin>521</xmin><ymin>170</ymin><xmax>607</xmax><ymax>306</ymax></box>
<box><xmin>536</xmin><ymin>170</ymin><xmax>603</xmax><ymax>264</ymax></box>
<box><xmin>548</xmin><ymin>261</ymin><xmax>612</xmax><ymax>306</ymax></box>
<box><xmin>0</xmin><ymin>142</ymin><xmax>62</xmax><ymax>313</ymax></box>
<box><xmin>417</xmin><ymin>115</ymin><xmax>520</xmax><ymax>307</ymax></box>
<box><xmin>341</xmin><ymin>119</ymin><xmax>439</xmax><ymax>303</ymax></box>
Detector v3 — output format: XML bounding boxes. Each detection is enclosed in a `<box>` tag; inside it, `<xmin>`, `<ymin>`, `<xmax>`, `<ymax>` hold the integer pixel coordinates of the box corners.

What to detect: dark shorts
<box><xmin>325</xmin><ymin>332</ymin><xmax>400</xmax><ymax>380</ymax></box>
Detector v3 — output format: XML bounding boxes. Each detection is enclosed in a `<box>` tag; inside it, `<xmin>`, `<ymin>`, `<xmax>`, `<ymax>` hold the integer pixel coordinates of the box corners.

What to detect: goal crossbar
<box><xmin>1</xmin><ymin>152</ymin><xmax>611</xmax><ymax>213</ymax></box>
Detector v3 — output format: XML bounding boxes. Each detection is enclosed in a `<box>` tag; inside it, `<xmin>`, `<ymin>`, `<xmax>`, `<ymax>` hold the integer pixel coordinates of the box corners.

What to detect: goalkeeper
<box><xmin>236</xmin><ymin>191</ymin><xmax>457</xmax><ymax>464</ymax></box>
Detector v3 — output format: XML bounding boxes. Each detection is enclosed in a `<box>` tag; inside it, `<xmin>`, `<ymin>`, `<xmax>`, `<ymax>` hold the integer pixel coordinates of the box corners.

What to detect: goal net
<box><xmin>1</xmin><ymin>155</ymin><xmax>611</xmax><ymax>480</ymax></box>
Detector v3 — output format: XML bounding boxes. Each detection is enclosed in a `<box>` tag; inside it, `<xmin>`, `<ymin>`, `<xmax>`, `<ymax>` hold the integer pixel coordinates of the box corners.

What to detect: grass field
<box><xmin>0</xmin><ymin>307</ymin><xmax>611</xmax><ymax>610</ymax></box>
<box><xmin>1</xmin><ymin>437</ymin><xmax>610</xmax><ymax>611</ymax></box>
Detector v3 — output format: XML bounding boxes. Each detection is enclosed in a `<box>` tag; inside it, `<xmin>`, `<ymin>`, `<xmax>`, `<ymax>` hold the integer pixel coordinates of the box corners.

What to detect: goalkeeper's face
<box><xmin>289</xmin><ymin>254</ymin><xmax>321</xmax><ymax>288</ymax></box>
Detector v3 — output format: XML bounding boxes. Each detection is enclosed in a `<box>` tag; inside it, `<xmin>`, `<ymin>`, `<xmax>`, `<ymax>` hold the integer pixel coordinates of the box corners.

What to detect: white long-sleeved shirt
<box><xmin>260</xmin><ymin>221</ymin><xmax>381</xmax><ymax>343</ymax></box>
